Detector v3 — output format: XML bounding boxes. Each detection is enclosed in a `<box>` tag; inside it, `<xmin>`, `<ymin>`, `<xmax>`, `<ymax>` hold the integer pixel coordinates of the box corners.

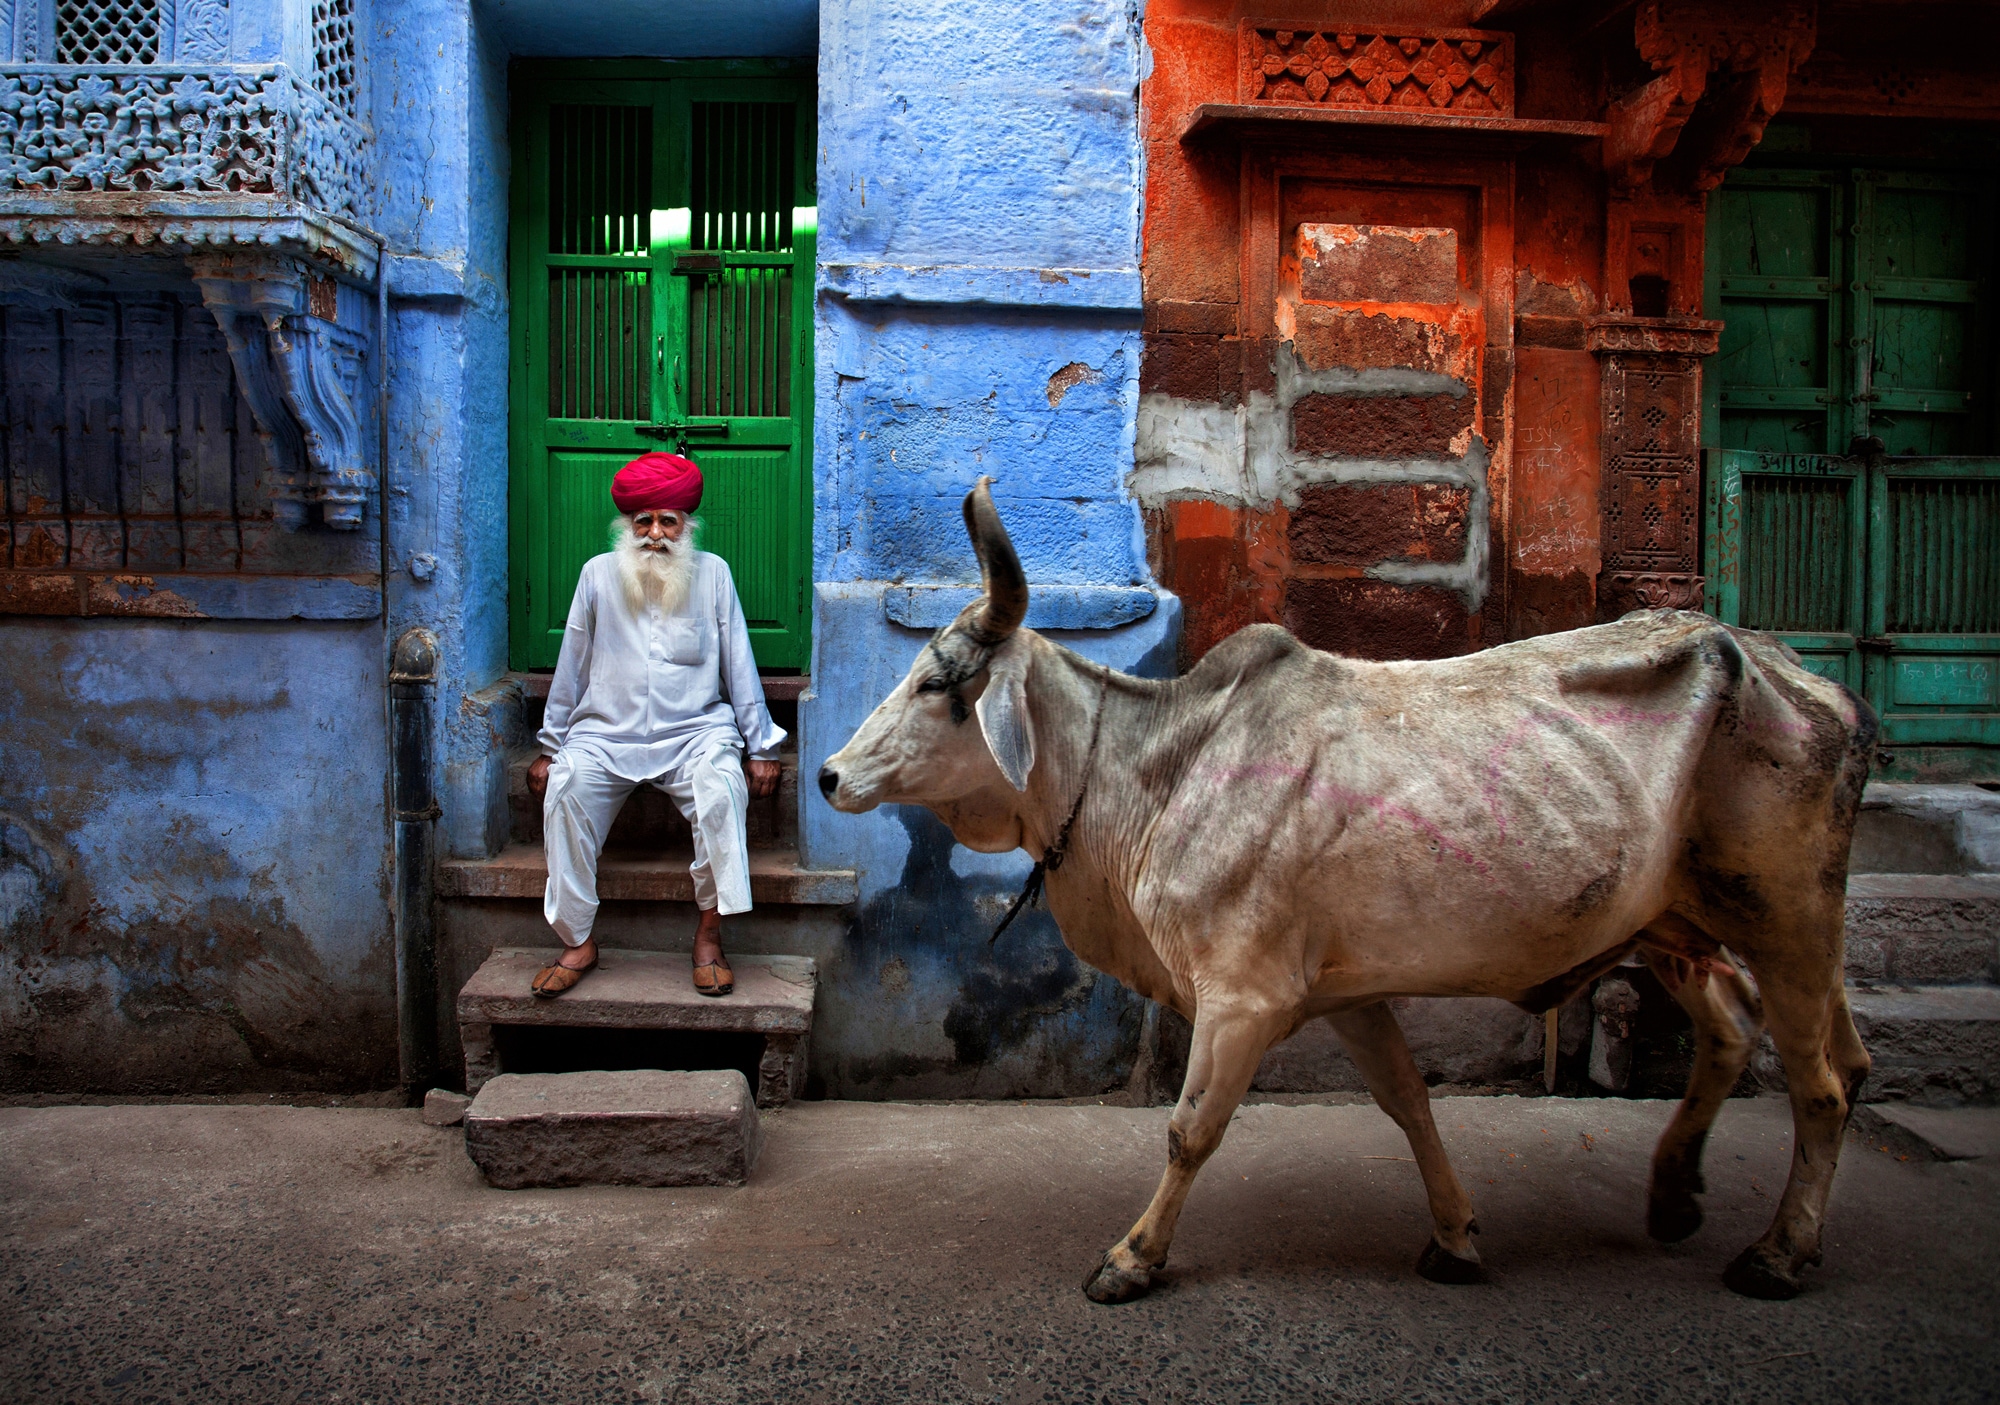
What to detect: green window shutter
<box><xmin>1705</xmin><ymin>448</ymin><xmax>1865</xmax><ymax>689</ymax></box>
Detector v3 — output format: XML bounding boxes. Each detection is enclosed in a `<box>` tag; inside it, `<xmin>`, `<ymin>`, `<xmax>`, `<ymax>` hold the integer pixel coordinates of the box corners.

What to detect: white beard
<box><xmin>612</xmin><ymin>514</ymin><xmax>698</xmax><ymax>615</ymax></box>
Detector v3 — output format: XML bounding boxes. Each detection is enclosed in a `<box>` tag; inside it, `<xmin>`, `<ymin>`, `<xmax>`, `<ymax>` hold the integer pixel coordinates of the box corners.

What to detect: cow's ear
<box><xmin>974</xmin><ymin>637</ymin><xmax>1035</xmax><ymax>791</ymax></box>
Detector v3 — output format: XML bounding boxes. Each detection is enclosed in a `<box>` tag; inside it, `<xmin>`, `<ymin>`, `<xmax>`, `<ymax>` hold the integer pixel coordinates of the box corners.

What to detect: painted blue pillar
<box><xmin>800</xmin><ymin>0</ymin><xmax>1180</xmax><ymax>1097</ymax></box>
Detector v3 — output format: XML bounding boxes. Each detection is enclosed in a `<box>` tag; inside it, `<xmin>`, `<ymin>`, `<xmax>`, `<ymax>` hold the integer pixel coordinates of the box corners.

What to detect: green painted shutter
<box><xmin>509</xmin><ymin>66</ymin><xmax>815</xmax><ymax>672</ymax></box>
<box><xmin>1705</xmin><ymin>449</ymin><xmax>1866</xmax><ymax>688</ymax></box>
<box><xmin>1706</xmin><ymin>160</ymin><xmax>1999</xmax><ymax>759</ymax></box>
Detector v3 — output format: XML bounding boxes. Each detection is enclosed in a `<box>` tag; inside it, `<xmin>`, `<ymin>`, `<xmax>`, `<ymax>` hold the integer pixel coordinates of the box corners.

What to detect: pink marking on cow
<box><xmin>1192</xmin><ymin>762</ymin><xmax>1501</xmax><ymax>886</ymax></box>
<box><xmin>1578</xmin><ymin>705</ymin><xmax>1688</xmax><ymax>728</ymax></box>
<box><xmin>1480</xmin><ymin>714</ymin><xmax>1542</xmax><ymax>847</ymax></box>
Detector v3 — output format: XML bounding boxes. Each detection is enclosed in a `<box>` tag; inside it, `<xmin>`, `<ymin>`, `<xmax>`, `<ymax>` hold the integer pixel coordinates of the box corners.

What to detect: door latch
<box><xmin>635</xmin><ymin>421</ymin><xmax>730</xmax><ymax>455</ymax></box>
<box><xmin>636</xmin><ymin>422</ymin><xmax>729</xmax><ymax>439</ymax></box>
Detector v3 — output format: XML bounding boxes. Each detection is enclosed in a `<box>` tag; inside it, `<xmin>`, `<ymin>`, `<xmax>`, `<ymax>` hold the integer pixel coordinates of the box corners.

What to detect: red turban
<box><xmin>611</xmin><ymin>452</ymin><xmax>703</xmax><ymax>514</ymax></box>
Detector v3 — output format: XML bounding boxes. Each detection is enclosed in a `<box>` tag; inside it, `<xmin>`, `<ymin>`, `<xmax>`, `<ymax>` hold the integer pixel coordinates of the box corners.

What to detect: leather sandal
<box><xmin>531</xmin><ymin>959</ymin><xmax>596</xmax><ymax>998</ymax></box>
<box><xmin>691</xmin><ymin>955</ymin><xmax>733</xmax><ymax>998</ymax></box>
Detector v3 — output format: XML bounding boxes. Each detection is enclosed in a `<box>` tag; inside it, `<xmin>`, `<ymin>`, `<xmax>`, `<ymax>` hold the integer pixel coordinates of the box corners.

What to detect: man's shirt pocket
<box><xmin>661</xmin><ymin>615</ymin><xmax>712</xmax><ymax>667</ymax></box>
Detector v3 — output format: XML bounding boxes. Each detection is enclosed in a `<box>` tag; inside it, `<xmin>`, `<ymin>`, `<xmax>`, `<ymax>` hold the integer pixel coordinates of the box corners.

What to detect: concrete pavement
<box><xmin>3</xmin><ymin>1094</ymin><xmax>1995</xmax><ymax>1402</ymax></box>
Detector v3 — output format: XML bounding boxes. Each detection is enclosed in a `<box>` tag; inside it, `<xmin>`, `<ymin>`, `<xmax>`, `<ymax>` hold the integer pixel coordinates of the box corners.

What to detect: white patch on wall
<box><xmin>1130</xmin><ymin>342</ymin><xmax>1492</xmax><ymax>612</ymax></box>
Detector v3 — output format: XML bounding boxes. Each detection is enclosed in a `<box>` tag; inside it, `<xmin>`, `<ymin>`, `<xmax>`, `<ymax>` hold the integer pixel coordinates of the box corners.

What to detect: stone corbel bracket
<box><xmin>1604</xmin><ymin>1</ymin><xmax>1818</xmax><ymax>193</ymax></box>
<box><xmin>188</xmin><ymin>252</ymin><xmax>373</xmax><ymax>530</ymax></box>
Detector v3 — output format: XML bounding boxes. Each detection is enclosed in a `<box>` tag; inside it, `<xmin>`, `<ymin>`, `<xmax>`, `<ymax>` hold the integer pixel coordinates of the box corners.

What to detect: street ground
<box><xmin>2</xmin><ymin>1094</ymin><xmax>1994</xmax><ymax>1403</ymax></box>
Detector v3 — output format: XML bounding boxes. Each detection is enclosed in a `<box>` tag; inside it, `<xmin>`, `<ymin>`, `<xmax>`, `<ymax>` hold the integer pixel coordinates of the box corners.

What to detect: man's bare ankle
<box><xmin>693</xmin><ymin>913</ymin><xmax>724</xmax><ymax>963</ymax></box>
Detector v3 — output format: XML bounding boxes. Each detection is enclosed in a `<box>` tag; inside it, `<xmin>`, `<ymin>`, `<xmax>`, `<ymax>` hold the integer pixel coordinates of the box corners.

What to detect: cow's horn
<box><xmin>961</xmin><ymin>476</ymin><xmax>1027</xmax><ymax>646</ymax></box>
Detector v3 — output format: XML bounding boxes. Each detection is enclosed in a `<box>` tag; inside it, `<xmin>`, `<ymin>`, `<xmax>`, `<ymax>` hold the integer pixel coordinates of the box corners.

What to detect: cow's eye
<box><xmin>916</xmin><ymin>677</ymin><xmax>948</xmax><ymax>694</ymax></box>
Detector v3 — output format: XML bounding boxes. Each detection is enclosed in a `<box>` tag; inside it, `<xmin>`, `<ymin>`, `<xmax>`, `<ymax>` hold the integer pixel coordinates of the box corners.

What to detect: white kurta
<box><xmin>537</xmin><ymin>551</ymin><xmax>787</xmax><ymax>939</ymax></box>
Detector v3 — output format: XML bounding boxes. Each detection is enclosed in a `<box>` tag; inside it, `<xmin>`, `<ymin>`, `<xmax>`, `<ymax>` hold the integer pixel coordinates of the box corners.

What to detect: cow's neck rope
<box><xmin>991</xmin><ymin>662</ymin><xmax>1111</xmax><ymax>944</ymax></box>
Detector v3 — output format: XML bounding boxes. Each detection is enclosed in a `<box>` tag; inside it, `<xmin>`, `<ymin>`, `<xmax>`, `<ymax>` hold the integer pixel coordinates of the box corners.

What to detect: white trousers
<box><xmin>542</xmin><ymin>740</ymin><xmax>753</xmax><ymax>946</ymax></box>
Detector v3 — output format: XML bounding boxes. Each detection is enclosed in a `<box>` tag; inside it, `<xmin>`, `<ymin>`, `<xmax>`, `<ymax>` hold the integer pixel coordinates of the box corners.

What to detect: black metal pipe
<box><xmin>390</xmin><ymin>627</ymin><xmax>441</xmax><ymax>1099</ymax></box>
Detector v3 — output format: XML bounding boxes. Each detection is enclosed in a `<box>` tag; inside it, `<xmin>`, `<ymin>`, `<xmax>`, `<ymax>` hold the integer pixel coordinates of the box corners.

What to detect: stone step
<box><xmin>507</xmin><ymin>747</ymin><xmax>802</xmax><ymax>849</ymax></box>
<box><xmin>1844</xmin><ymin>874</ymin><xmax>2000</xmax><ymax>985</ymax></box>
<box><xmin>438</xmin><ymin>841</ymin><xmax>854</xmax><ymax>907</ymax></box>
<box><xmin>1847</xmin><ymin>984</ymin><xmax>2000</xmax><ymax>1106</ymax></box>
<box><xmin>1853</xmin><ymin>783</ymin><xmax>2000</xmax><ymax>876</ymax></box>
<box><xmin>457</xmin><ymin>948</ymin><xmax>818</xmax><ymax>1107</ymax></box>
<box><xmin>463</xmin><ymin>1069</ymin><xmax>763</xmax><ymax>1188</ymax></box>
<box><xmin>1852</xmin><ymin>1102</ymin><xmax>2000</xmax><ymax>1162</ymax></box>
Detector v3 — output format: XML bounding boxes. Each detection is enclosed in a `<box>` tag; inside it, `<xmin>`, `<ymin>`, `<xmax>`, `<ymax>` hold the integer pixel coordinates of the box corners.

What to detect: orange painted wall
<box><xmin>1138</xmin><ymin>2</ymin><xmax>1632</xmax><ymax>665</ymax></box>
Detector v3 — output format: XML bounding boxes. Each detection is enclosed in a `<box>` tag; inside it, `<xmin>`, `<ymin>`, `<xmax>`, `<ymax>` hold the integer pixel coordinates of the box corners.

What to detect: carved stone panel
<box><xmin>1239</xmin><ymin>24</ymin><xmax>1513</xmax><ymax>115</ymax></box>
<box><xmin>1589</xmin><ymin>316</ymin><xmax>1720</xmax><ymax>619</ymax></box>
<box><xmin>0</xmin><ymin>65</ymin><xmax>366</xmax><ymax>219</ymax></box>
<box><xmin>175</xmin><ymin>0</ymin><xmax>232</xmax><ymax>62</ymax></box>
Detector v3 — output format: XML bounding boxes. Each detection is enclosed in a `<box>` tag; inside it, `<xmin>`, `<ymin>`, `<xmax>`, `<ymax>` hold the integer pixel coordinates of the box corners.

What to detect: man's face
<box><xmin>631</xmin><ymin>510</ymin><xmax>689</xmax><ymax>547</ymax></box>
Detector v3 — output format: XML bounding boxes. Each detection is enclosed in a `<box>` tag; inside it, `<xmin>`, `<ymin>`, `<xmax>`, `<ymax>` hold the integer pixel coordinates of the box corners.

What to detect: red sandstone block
<box><xmin>1174</xmin><ymin>498</ymin><xmax>1238</xmax><ymax>541</ymax></box>
<box><xmin>1282</xmin><ymin>578</ymin><xmax>1471</xmax><ymax>660</ymax></box>
<box><xmin>1291</xmin><ymin>305</ymin><xmax>1457</xmax><ymax>374</ymax></box>
<box><xmin>1289</xmin><ymin>483</ymin><xmax>1468</xmax><ymax>567</ymax></box>
<box><xmin>1299</xmin><ymin>225</ymin><xmax>1460</xmax><ymax>305</ymax></box>
<box><xmin>1141</xmin><ymin>333</ymin><xmax>1229</xmax><ymax>402</ymax></box>
<box><xmin>0</xmin><ymin>571</ymin><xmax>84</xmax><ymax>615</ymax></box>
<box><xmin>1291</xmin><ymin>392</ymin><xmax>1476</xmax><ymax>458</ymax></box>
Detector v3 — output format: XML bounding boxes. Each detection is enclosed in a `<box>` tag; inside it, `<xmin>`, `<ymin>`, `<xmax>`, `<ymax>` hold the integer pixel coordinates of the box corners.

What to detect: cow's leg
<box><xmin>1721</xmin><ymin>946</ymin><xmax>1853</xmax><ymax>1300</ymax></box>
<box><xmin>1325</xmin><ymin>1002</ymin><xmax>1482</xmax><ymax>1283</ymax></box>
<box><xmin>1825</xmin><ymin>983</ymin><xmax>1871</xmax><ymax>1116</ymax></box>
<box><xmin>1082</xmin><ymin>1000</ymin><xmax>1284</xmax><ymax>1304</ymax></box>
<box><xmin>1639</xmin><ymin>945</ymin><xmax>1763</xmax><ymax>1244</ymax></box>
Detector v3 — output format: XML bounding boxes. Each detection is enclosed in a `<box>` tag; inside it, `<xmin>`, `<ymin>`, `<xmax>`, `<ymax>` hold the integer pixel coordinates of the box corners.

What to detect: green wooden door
<box><xmin>509</xmin><ymin>65</ymin><xmax>815</xmax><ymax>671</ymax></box>
<box><xmin>1706</xmin><ymin>161</ymin><xmax>2000</xmax><ymax>765</ymax></box>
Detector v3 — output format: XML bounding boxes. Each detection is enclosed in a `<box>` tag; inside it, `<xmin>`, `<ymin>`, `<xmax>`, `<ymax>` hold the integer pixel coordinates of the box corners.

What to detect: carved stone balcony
<box><xmin>0</xmin><ymin>63</ymin><xmax>373</xmax><ymax>275</ymax></box>
<box><xmin>0</xmin><ymin>61</ymin><xmax>383</xmax><ymax>557</ymax></box>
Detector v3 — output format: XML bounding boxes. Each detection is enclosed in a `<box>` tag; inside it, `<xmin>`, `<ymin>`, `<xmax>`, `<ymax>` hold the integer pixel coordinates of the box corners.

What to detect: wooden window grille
<box><xmin>544</xmin><ymin>105</ymin><xmax>652</xmax><ymax>421</ymax></box>
<box><xmin>687</xmin><ymin>101</ymin><xmax>794</xmax><ymax>418</ymax></box>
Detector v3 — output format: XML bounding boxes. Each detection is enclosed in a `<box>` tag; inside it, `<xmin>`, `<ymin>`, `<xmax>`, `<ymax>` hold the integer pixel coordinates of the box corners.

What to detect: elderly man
<box><xmin>526</xmin><ymin>451</ymin><xmax>785</xmax><ymax>998</ymax></box>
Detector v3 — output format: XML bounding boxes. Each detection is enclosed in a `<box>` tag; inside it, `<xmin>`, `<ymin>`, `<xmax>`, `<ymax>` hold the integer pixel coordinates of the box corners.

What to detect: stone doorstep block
<box><xmin>464</xmin><ymin>1069</ymin><xmax>762</xmax><ymax>1189</ymax></box>
<box><xmin>458</xmin><ymin>949</ymin><xmax>815</xmax><ymax>1108</ymax></box>
<box><xmin>1853</xmin><ymin>1103</ymin><xmax>2000</xmax><ymax>1162</ymax></box>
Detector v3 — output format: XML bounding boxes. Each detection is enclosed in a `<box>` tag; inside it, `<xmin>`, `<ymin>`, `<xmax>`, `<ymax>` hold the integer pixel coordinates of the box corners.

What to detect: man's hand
<box><xmin>527</xmin><ymin>754</ymin><xmax>552</xmax><ymax>801</ymax></box>
<box><xmin>747</xmin><ymin>759</ymin><xmax>781</xmax><ymax>799</ymax></box>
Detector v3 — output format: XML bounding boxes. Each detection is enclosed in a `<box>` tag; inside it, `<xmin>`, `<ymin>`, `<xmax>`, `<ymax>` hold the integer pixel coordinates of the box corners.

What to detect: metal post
<box><xmin>390</xmin><ymin>627</ymin><xmax>441</xmax><ymax>1099</ymax></box>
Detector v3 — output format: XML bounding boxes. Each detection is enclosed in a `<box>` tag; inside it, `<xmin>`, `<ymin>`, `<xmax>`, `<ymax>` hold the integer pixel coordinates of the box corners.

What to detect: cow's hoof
<box><xmin>1647</xmin><ymin>1189</ymin><xmax>1703</xmax><ymax>1243</ymax></box>
<box><xmin>1082</xmin><ymin>1253</ymin><xmax>1153</xmax><ymax>1304</ymax></box>
<box><xmin>1415</xmin><ymin>1238</ymin><xmax>1486</xmax><ymax>1285</ymax></box>
<box><xmin>1723</xmin><ymin>1246</ymin><xmax>1803</xmax><ymax>1301</ymax></box>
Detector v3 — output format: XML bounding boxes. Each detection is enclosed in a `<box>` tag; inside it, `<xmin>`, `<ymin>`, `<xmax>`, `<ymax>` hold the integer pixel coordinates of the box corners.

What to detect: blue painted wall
<box><xmin>0</xmin><ymin>0</ymin><xmax>517</xmax><ymax>1089</ymax></box>
<box><xmin>374</xmin><ymin>0</ymin><xmax>517</xmax><ymax>860</ymax></box>
<box><xmin>0</xmin><ymin>0</ymin><xmax>1176</xmax><ymax>1098</ymax></box>
<box><xmin>0</xmin><ymin>621</ymin><xmax>395</xmax><ymax>1090</ymax></box>
<box><xmin>798</xmin><ymin>0</ymin><xmax>1180</xmax><ymax>1098</ymax></box>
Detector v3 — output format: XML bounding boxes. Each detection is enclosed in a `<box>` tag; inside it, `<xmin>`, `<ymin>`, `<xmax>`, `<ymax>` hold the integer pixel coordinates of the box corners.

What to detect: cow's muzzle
<box><xmin>817</xmin><ymin>766</ymin><xmax>840</xmax><ymax>800</ymax></box>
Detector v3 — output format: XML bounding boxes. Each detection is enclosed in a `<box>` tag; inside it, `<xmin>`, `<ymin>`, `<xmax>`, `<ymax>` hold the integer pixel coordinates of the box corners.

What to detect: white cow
<box><xmin>821</xmin><ymin>480</ymin><xmax>1875</xmax><ymax>1302</ymax></box>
